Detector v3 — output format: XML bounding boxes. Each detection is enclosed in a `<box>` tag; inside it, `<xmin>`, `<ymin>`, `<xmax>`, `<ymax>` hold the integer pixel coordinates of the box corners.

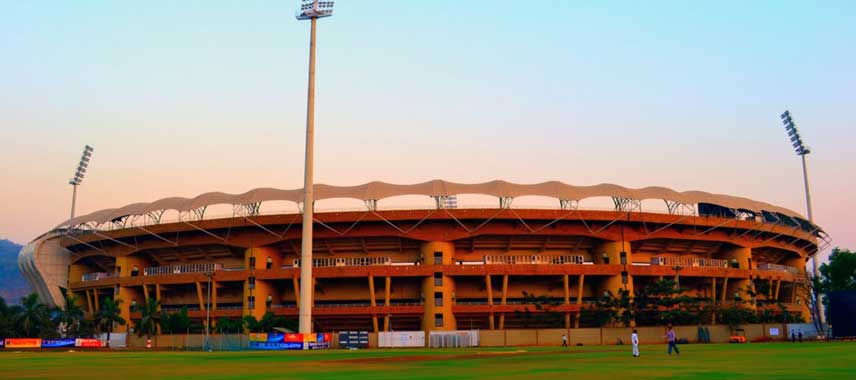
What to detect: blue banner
<box><xmin>249</xmin><ymin>341</ymin><xmax>303</xmax><ymax>350</ymax></box>
<box><xmin>42</xmin><ymin>339</ymin><xmax>76</xmax><ymax>348</ymax></box>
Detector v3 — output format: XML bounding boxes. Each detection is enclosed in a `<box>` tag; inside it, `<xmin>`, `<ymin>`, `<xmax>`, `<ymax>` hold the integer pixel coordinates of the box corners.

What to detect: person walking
<box><xmin>666</xmin><ymin>324</ymin><xmax>680</xmax><ymax>356</ymax></box>
<box><xmin>561</xmin><ymin>334</ymin><xmax>568</xmax><ymax>347</ymax></box>
<box><xmin>798</xmin><ymin>330</ymin><xmax>803</xmax><ymax>343</ymax></box>
<box><xmin>631</xmin><ymin>329</ymin><xmax>639</xmax><ymax>357</ymax></box>
<box><xmin>791</xmin><ymin>330</ymin><xmax>797</xmax><ymax>343</ymax></box>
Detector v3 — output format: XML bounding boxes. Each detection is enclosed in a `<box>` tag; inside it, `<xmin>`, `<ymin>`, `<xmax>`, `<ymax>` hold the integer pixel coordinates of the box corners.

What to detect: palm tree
<box><xmin>136</xmin><ymin>298</ymin><xmax>161</xmax><ymax>341</ymax></box>
<box><xmin>14</xmin><ymin>293</ymin><xmax>51</xmax><ymax>337</ymax></box>
<box><xmin>56</xmin><ymin>294</ymin><xmax>84</xmax><ymax>338</ymax></box>
<box><xmin>95</xmin><ymin>298</ymin><xmax>126</xmax><ymax>347</ymax></box>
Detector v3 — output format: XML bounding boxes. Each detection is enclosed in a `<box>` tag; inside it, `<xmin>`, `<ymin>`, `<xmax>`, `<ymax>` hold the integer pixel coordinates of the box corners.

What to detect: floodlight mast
<box><xmin>68</xmin><ymin>145</ymin><xmax>94</xmax><ymax>219</ymax></box>
<box><xmin>296</xmin><ymin>0</ymin><xmax>334</xmax><ymax>335</ymax></box>
<box><xmin>779</xmin><ymin>110</ymin><xmax>825</xmax><ymax>327</ymax></box>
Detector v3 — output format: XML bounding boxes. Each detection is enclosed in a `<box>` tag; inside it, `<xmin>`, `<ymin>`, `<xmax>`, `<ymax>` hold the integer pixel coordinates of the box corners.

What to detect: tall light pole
<box><xmin>779</xmin><ymin>110</ymin><xmax>825</xmax><ymax>327</ymax></box>
<box><xmin>69</xmin><ymin>145</ymin><xmax>94</xmax><ymax>219</ymax></box>
<box><xmin>296</xmin><ymin>0</ymin><xmax>334</xmax><ymax>334</ymax></box>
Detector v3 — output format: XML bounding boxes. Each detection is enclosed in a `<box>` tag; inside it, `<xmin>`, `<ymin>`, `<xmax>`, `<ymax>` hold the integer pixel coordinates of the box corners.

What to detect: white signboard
<box><xmin>378</xmin><ymin>331</ymin><xmax>425</xmax><ymax>348</ymax></box>
<box><xmin>769</xmin><ymin>327</ymin><xmax>780</xmax><ymax>336</ymax></box>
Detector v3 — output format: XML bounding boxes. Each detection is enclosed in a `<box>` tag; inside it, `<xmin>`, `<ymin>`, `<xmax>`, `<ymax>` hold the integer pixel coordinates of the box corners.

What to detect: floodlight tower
<box><xmin>296</xmin><ymin>0</ymin><xmax>334</xmax><ymax>334</ymax></box>
<box><xmin>779</xmin><ymin>110</ymin><xmax>825</xmax><ymax>326</ymax></box>
<box><xmin>68</xmin><ymin>145</ymin><xmax>94</xmax><ymax>219</ymax></box>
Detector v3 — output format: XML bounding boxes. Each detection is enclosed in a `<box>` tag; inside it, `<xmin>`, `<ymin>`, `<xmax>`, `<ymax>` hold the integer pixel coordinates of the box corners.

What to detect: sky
<box><xmin>1</xmin><ymin>1</ymin><xmax>854</xmax><ymax>263</ymax></box>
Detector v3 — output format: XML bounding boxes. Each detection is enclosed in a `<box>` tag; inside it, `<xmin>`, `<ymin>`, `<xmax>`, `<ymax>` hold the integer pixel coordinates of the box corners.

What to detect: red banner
<box><xmin>75</xmin><ymin>338</ymin><xmax>102</xmax><ymax>348</ymax></box>
<box><xmin>5</xmin><ymin>338</ymin><xmax>42</xmax><ymax>348</ymax></box>
<box><xmin>284</xmin><ymin>333</ymin><xmax>303</xmax><ymax>343</ymax></box>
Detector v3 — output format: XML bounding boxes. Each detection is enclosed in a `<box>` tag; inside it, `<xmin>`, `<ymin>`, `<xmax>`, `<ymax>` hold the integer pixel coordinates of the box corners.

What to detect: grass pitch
<box><xmin>1</xmin><ymin>342</ymin><xmax>853</xmax><ymax>380</ymax></box>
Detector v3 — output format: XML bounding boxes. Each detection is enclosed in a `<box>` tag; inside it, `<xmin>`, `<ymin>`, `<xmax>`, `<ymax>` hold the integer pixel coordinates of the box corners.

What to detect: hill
<box><xmin>0</xmin><ymin>239</ymin><xmax>31</xmax><ymax>303</ymax></box>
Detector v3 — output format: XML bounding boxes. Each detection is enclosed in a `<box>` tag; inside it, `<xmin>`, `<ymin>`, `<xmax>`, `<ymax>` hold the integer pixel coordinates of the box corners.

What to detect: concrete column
<box><xmin>594</xmin><ymin>240</ymin><xmax>633</xmax><ymax>296</ymax></box>
<box><xmin>420</xmin><ymin>242</ymin><xmax>456</xmax><ymax>332</ymax></box>
<box><xmin>116</xmin><ymin>286</ymin><xmax>142</xmax><ymax>333</ymax></box>
<box><xmin>725</xmin><ymin>247</ymin><xmax>755</xmax><ymax>309</ymax></box>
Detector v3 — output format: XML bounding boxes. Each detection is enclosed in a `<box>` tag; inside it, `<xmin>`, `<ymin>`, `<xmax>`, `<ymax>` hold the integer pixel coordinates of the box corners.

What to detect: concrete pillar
<box><xmin>725</xmin><ymin>247</ymin><xmax>755</xmax><ymax>309</ymax></box>
<box><xmin>594</xmin><ymin>240</ymin><xmax>633</xmax><ymax>296</ymax></box>
<box><xmin>420</xmin><ymin>242</ymin><xmax>457</xmax><ymax>332</ymax></box>
<box><xmin>244</xmin><ymin>247</ymin><xmax>282</xmax><ymax>319</ymax></box>
<box><xmin>116</xmin><ymin>286</ymin><xmax>142</xmax><ymax>333</ymax></box>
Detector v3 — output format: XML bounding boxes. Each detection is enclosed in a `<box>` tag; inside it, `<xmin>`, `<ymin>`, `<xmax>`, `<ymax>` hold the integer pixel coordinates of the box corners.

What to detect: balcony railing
<box><xmin>81</xmin><ymin>272</ymin><xmax>115</xmax><ymax>282</ymax></box>
<box><xmin>757</xmin><ymin>263</ymin><xmax>800</xmax><ymax>275</ymax></box>
<box><xmin>143</xmin><ymin>263</ymin><xmax>223</xmax><ymax>276</ymax></box>
<box><xmin>650</xmin><ymin>257</ymin><xmax>729</xmax><ymax>268</ymax></box>
<box><xmin>291</xmin><ymin>257</ymin><xmax>392</xmax><ymax>268</ymax></box>
<box><xmin>483</xmin><ymin>255</ymin><xmax>584</xmax><ymax>265</ymax></box>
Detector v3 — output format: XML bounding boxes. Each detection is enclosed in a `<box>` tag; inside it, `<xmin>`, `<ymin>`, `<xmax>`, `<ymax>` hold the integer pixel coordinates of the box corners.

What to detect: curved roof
<box><xmin>58</xmin><ymin>180</ymin><xmax>810</xmax><ymax>228</ymax></box>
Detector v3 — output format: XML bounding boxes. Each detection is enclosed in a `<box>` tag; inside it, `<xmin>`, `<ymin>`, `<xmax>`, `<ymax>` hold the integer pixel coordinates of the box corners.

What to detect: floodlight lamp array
<box><xmin>296</xmin><ymin>0</ymin><xmax>334</xmax><ymax>20</ymax></box>
<box><xmin>69</xmin><ymin>145</ymin><xmax>94</xmax><ymax>185</ymax></box>
<box><xmin>780</xmin><ymin>110</ymin><xmax>810</xmax><ymax>156</ymax></box>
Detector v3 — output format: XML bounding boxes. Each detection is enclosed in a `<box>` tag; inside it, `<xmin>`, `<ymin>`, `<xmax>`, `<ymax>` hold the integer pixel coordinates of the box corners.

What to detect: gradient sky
<box><xmin>1</xmin><ymin>1</ymin><xmax>854</xmax><ymax>263</ymax></box>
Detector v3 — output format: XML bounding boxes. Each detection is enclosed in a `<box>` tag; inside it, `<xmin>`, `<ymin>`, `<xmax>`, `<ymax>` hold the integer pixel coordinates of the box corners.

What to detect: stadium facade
<box><xmin>18</xmin><ymin>180</ymin><xmax>828</xmax><ymax>333</ymax></box>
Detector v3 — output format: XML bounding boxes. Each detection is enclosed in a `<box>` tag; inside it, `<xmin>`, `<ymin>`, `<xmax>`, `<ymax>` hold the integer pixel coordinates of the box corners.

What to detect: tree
<box><xmin>817</xmin><ymin>248</ymin><xmax>856</xmax><ymax>293</ymax></box>
<box><xmin>160</xmin><ymin>306</ymin><xmax>191</xmax><ymax>335</ymax></box>
<box><xmin>136</xmin><ymin>298</ymin><xmax>161</xmax><ymax>340</ymax></box>
<box><xmin>95</xmin><ymin>298</ymin><xmax>126</xmax><ymax>347</ymax></box>
<box><xmin>214</xmin><ymin>317</ymin><xmax>243</xmax><ymax>334</ymax></box>
<box><xmin>513</xmin><ymin>292</ymin><xmax>564</xmax><ymax>328</ymax></box>
<box><xmin>242</xmin><ymin>312</ymin><xmax>293</xmax><ymax>333</ymax></box>
<box><xmin>13</xmin><ymin>293</ymin><xmax>53</xmax><ymax>338</ymax></box>
<box><xmin>0</xmin><ymin>297</ymin><xmax>14</xmax><ymax>338</ymax></box>
<box><xmin>56</xmin><ymin>294</ymin><xmax>84</xmax><ymax>338</ymax></box>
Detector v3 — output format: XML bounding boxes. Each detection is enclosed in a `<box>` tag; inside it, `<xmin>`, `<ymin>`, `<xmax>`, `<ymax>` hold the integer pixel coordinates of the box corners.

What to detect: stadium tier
<box><xmin>18</xmin><ymin>180</ymin><xmax>828</xmax><ymax>332</ymax></box>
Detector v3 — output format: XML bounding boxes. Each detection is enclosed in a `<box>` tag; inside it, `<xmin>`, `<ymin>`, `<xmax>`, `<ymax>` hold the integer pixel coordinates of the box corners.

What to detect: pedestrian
<box><xmin>562</xmin><ymin>334</ymin><xmax>568</xmax><ymax>347</ymax></box>
<box><xmin>666</xmin><ymin>324</ymin><xmax>680</xmax><ymax>356</ymax></box>
<box><xmin>632</xmin><ymin>329</ymin><xmax>639</xmax><ymax>357</ymax></box>
<box><xmin>791</xmin><ymin>330</ymin><xmax>796</xmax><ymax>343</ymax></box>
<box><xmin>798</xmin><ymin>329</ymin><xmax>803</xmax><ymax>343</ymax></box>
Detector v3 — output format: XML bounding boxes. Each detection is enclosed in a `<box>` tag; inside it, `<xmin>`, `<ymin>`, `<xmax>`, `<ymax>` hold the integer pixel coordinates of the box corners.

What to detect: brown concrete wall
<box><xmin>537</xmin><ymin>329</ymin><xmax>569</xmax><ymax>346</ymax></box>
<box><xmin>505</xmin><ymin>329</ymin><xmax>538</xmax><ymax>346</ymax></box>
<box><xmin>569</xmin><ymin>328</ymin><xmax>602</xmax><ymax>346</ymax></box>
<box><xmin>479</xmin><ymin>330</ymin><xmax>506</xmax><ymax>347</ymax></box>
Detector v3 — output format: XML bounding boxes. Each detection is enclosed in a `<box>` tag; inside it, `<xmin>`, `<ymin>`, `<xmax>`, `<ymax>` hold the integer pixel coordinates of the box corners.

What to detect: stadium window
<box><xmin>434</xmin><ymin>272</ymin><xmax>443</xmax><ymax>287</ymax></box>
<box><xmin>248</xmin><ymin>296</ymin><xmax>255</xmax><ymax>309</ymax></box>
<box><xmin>266</xmin><ymin>257</ymin><xmax>273</xmax><ymax>269</ymax></box>
<box><xmin>434</xmin><ymin>292</ymin><xmax>443</xmax><ymax>307</ymax></box>
<box><xmin>248</xmin><ymin>276</ymin><xmax>256</xmax><ymax>289</ymax></box>
<box><xmin>249</xmin><ymin>256</ymin><xmax>256</xmax><ymax>268</ymax></box>
<box><xmin>434</xmin><ymin>251</ymin><xmax>443</xmax><ymax>265</ymax></box>
<box><xmin>435</xmin><ymin>313</ymin><xmax>443</xmax><ymax>327</ymax></box>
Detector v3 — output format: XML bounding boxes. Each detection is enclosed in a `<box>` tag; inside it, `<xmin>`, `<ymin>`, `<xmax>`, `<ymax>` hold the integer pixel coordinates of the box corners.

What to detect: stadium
<box><xmin>18</xmin><ymin>180</ymin><xmax>828</xmax><ymax>335</ymax></box>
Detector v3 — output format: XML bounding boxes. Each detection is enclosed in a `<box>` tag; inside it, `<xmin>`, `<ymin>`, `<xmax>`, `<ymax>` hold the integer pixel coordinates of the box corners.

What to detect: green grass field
<box><xmin>1</xmin><ymin>342</ymin><xmax>853</xmax><ymax>380</ymax></box>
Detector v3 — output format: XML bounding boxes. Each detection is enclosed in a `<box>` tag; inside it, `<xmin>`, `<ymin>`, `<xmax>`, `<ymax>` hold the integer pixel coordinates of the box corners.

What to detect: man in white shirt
<box><xmin>631</xmin><ymin>329</ymin><xmax>640</xmax><ymax>357</ymax></box>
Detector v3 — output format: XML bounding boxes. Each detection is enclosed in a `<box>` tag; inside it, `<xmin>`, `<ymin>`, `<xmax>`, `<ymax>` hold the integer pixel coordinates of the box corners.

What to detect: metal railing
<box><xmin>143</xmin><ymin>263</ymin><xmax>223</xmax><ymax>276</ymax></box>
<box><xmin>758</xmin><ymin>263</ymin><xmax>801</xmax><ymax>275</ymax></box>
<box><xmin>483</xmin><ymin>255</ymin><xmax>584</xmax><ymax>265</ymax></box>
<box><xmin>81</xmin><ymin>272</ymin><xmax>115</xmax><ymax>282</ymax></box>
<box><xmin>650</xmin><ymin>257</ymin><xmax>729</xmax><ymax>268</ymax></box>
<box><xmin>292</xmin><ymin>257</ymin><xmax>392</xmax><ymax>268</ymax></box>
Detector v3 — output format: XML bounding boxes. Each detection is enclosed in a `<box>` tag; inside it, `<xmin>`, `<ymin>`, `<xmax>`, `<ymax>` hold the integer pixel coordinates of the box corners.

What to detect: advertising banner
<box><xmin>247</xmin><ymin>332</ymin><xmax>330</xmax><ymax>350</ymax></box>
<box><xmin>75</xmin><ymin>338</ymin><xmax>103</xmax><ymax>348</ymax></box>
<box><xmin>307</xmin><ymin>333</ymin><xmax>331</xmax><ymax>350</ymax></box>
<box><xmin>249</xmin><ymin>341</ymin><xmax>303</xmax><ymax>350</ymax></box>
<box><xmin>249</xmin><ymin>333</ymin><xmax>269</xmax><ymax>342</ymax></box>
<box><xmin>42</xmin><ymin>339</ymin><xmax>76</xmax><ymax>348</ymax></box>
<box><xmin>5</xmin><ymin>338</ymin><xmax>42</xmax><ymax>349</ymax></box>
<box><xmin>339</xmin><ymin>331</ymin><xmax>370</xmax><ymax>349</ymax></box>
<box><xmin>379</xmin><ymin>331</ymin><xmax>425</xmax><ymax>348</ymax></box>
